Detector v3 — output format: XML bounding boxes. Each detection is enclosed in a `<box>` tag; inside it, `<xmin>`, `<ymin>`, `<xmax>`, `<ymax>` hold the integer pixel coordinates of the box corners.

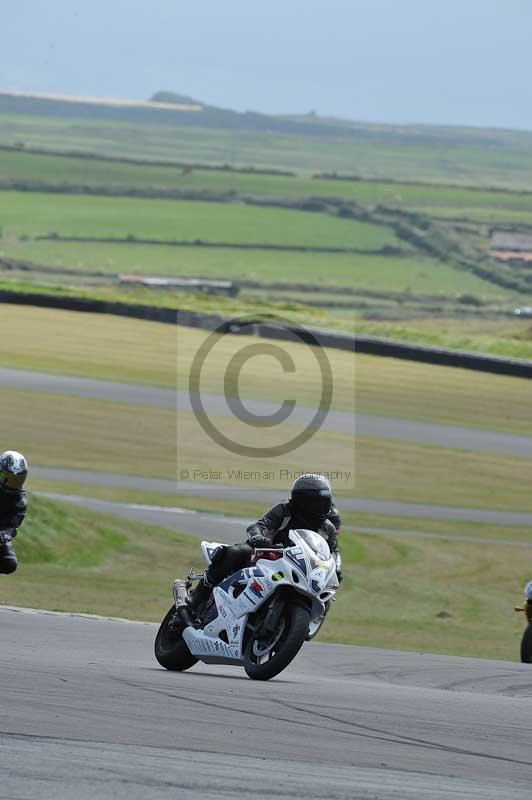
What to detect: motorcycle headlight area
<box><xmin>309</xmin><ymin>567</ymin><xmax>329</xmax><ymax>594</ymax></box>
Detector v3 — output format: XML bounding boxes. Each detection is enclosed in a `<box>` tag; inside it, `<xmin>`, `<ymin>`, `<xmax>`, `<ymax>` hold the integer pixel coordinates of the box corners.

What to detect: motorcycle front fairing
<box><xmin>181</xmin><ymin>531</ymin><xmax>338</xmax><ymax>665</ymax></box>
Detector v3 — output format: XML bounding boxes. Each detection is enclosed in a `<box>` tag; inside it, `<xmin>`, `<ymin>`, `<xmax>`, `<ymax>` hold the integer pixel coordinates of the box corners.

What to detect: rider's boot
<box><xmin>187</xmin><ymin>573</ymin><xmax>213</xmax><ymax>612</ymax></box>
<box><xmin>0</xmin><ymin>536</ymin><xmax>17</xmax><ymax>574</ymax></box>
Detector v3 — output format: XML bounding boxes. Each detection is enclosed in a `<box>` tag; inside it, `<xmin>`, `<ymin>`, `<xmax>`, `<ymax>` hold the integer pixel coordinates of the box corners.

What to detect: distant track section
<box><xmin>31</xmin><ymin>466</ymin><xmax>532</xmax><ymax>527</ymax></box>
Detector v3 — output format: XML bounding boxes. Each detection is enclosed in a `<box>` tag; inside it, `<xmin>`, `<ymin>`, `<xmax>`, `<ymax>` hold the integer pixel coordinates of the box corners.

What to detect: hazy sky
<box><xmin>4</xmin><ymin>0</ymin><xmax>531</xmax><ymax>130</ymax></box>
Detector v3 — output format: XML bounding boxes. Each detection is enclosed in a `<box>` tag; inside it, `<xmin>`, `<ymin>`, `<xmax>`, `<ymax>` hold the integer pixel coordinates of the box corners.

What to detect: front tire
<box><xmin>155</xmin><ymin>606</ymin><xmax>198</xmax><ymax>671</ymax></box>
<box><xmin>306</xmin><ymin>600</ymin><xmax>331</xmax><ymax>641</ymax></box>
<box><xmin>244</xmin><ymin>603</ymin><xmax>310</xmax><ymax>681</ymax></box>
<box><xmin>521</xmin><ymin>624</ymin><xmax>532</xmax><ymax>663</ymax></box>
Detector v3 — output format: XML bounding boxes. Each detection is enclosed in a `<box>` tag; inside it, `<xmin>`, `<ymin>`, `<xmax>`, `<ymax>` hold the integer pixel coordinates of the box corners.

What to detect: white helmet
<box><xmin>0</xmin><ymin>451</ymin><xmax>28</xmax><ymax>493</ymax></box>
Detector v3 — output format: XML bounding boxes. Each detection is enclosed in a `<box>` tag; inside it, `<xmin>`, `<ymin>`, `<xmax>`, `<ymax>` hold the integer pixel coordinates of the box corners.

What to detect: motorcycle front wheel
<box><xmin>244</xmin><ymin>603</ymin><xmax>310</xmax><ymax>681</ymax></box>
<box><xmin>306</xmin><ymin>600</ymin><xmax>331</xmax><ymax>641</ymax></box>
<box><xmin>521</xmin><ymin>624</ymin><xmax>532</xmax><ymax>663</ymax></box>
<box><xmin>154</xmin><ymin>606</ymin><xmax>198</xmax><ymax>671</ymax></box>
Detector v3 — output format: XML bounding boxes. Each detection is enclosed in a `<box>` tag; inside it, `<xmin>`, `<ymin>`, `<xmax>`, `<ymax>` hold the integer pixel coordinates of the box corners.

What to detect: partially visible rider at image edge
<box><xmin>188</xmin><ymin>473</ymin><xmax>342</xmax><ymax>611</ymax></box>
<box><xmin>0</xmin><ymin>451</ymin><xmax>28</xmax><ymax>575</ymax></box>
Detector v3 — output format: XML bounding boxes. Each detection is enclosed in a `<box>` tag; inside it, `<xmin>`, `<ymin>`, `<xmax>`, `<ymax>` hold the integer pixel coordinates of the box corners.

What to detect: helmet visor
<box><xmin>0</xmin><ymin>470</ymin><xmax>27</xmax><ymax>492</ymax></box>
<box><xmin>293</xmin><ymin>491</ymin><xmax>332</xmax><ymax>520</ymax></box>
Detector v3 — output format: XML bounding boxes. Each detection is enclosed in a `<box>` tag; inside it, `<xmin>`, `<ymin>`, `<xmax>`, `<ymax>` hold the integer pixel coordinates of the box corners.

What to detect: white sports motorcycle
<box><xmin>155</xmin><ymin>529</ymin><xmax>339</xmax><ymax>680</ymax></box>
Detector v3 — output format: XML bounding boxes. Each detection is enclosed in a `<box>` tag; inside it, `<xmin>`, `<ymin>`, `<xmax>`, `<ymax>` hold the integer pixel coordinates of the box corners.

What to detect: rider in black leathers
<box><xmin>0</xmin><ymin>451</ymin><xmax>28</xmax><ymax>575</ymax></box>
<box><xmin>188</xmin><ymin>474</ymin><xmax>342</xmax><ymax>611</ymax></box>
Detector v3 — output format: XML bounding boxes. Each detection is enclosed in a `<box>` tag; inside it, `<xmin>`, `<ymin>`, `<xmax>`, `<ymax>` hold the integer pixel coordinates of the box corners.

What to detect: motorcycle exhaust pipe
<box><xmin>173</xmin><ymin>579</ymin><xmax>194</xmax><ymax>627</ymax></box>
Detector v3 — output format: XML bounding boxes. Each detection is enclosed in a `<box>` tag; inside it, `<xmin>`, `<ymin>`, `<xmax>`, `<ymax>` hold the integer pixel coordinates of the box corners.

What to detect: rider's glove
<box><xmin>247</xmin><ymin>532</ymin><xmax>272</xmax><ymax>549</ymax></box>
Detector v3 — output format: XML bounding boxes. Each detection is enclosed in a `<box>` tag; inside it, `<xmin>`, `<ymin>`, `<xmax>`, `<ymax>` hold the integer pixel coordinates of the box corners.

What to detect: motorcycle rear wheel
<box><xmin>244</xmin><ymin>603</ymin><xmax>310</xmax><ymax>681</ymax></box>
<box><xmin>155</xmin><ymin>606</ymin><xmax>198</xmax><ymax>671</ymax></box>
<box><xmin>520</xmin><ymin>624</ymin><xmax>532</xmax><ymax>663</ymax></box>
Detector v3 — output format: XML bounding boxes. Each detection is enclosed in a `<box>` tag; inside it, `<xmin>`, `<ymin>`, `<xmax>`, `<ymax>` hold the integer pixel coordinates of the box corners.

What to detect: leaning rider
<box><xmin>0</xmin><ymin>451</ymin><xmax>28</xmax><ymax>575</ymax></box>
<box><xmin>188</xmin><ymin>473</ymin><xmax>342</xmax><ymax>612</ymax></box>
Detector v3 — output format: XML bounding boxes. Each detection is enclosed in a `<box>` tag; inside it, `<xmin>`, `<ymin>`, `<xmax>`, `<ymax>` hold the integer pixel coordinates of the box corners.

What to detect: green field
<box><xmin>1</xmin><ymin>148</ymin><xmax>530</xmax><ymax>330</ymax></box>
<box><xmin>5</xmin><ymin>111</ymin><xmax>532</xmax><ymax>189</ymax></box>
<box><xmin>0</xmin><ymin>494</ymin><xmax>528</xmax><ymax>660</ymax></box>
<box><xmin>0</xmin><ymin>239</ymin><xmax>511</xmax><ymax>298</ymax></box>
<box><xmin>0</xmin><ymin>190</ymin><xmax>399</xmax><ymax>249</ymax></box>
<box><xmin>3</xmin><ymin>149</ymin><xmax>532</xmax><ymax>220</ymax></box>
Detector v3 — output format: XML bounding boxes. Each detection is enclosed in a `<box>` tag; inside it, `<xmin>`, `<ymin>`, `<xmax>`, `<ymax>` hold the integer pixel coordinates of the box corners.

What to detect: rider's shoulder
<box><xmin>267</xmin><ymin>500</ymin><xmax>291</xmax><ymax>516</ymax></box>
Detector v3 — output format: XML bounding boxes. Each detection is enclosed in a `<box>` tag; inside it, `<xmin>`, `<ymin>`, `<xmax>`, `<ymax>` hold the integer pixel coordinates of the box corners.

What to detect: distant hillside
<box><xmin>3</xmin><ymin>88</ymin><xmax>532</xmax><ymax>151</ymax></box>
<box><xmin>3</xmin><ymin>89</ymin><xmax>532</xmax><ymax>187</ymax></box>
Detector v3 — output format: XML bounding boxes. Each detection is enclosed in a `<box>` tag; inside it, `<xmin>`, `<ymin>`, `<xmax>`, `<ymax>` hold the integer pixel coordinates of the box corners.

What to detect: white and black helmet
<box><xmin>290</xmin><ymin>473</ymin><xmax>332</xmax><ymax>521</ymax></box>
<box><xmin>0</xmin><ymin>451</ymin><xmax>28</xmax><ymax>494</ymax></box>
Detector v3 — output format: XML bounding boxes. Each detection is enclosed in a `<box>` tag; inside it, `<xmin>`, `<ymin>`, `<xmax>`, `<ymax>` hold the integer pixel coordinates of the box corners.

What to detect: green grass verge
<box><xmin>0</xmin><ymin>239</ymin><xmax>509</xmax><ymax>298</ymax></box>
<box><xmin>355</xmin><ymin>351</ymin><xmax>532</xmax><ymax>436</ymax></box>
<box><xmin>355</xmin><ymin>435</ymin><xmax>532</xmax><ymax>511</ymax></box>
<box><xmin>0</xmin><ymin>494</ymin><xmax>528</xmax><ymax>660</ymax></box>
<box><xmin>0</xmin><ymin>389</ymin><xmax>177</xmax><ymax>480</ymax></box>
<box><xmin>0</xmin><ymin>389</ymin><xmax>355</xmax><ymax>494</ymax></box>
<box><xmin>28</xmin><ymin>477</ymin><xmax>532</xmax><ymax>544</ymax></box>
<box><xmin>0</xmin><ymin>305</ymin><xmax>355</xmax><ymax>408</ymax></box>
<box><xmin>0</xmin><ymin>494</ymin><xmax>203</xmax><ymax>619</ymax></box>
<box><xmin>4</xmin><ymin>306</ymin><xmax>532</xmax><ymax>437</ymax></box>
<box><xmin>0</xmin><ymin>190</ymin><xmax>397</xmax><ymax>250</ymax></box>
<box><xmin>355</xmin><ymin>318</ymin><xmax>532</xmax><ymax>366</ymax></box>
<box><xmin>329</xmin><ymin>527</ymin><xmax>529</xmax><ymax>659</ymax></box>
<box><xmin>0</xmin><ymin>274</ymin><xmax>356</xmax><ymax>333</ymax></box>
<box><xmin>3</xmin><ymin>380</ymin><xmax>531</xmax><ymax>510</ymax></box>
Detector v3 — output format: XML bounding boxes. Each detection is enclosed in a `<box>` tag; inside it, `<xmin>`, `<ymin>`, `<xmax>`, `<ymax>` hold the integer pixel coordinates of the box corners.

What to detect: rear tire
<box><xmin>521</xmin><ymin>624</ymin><xmax>532</xmax><ymax>663</ymax></box>
<box><xmin>244</xmin><ymin>603</ymin><xmax>310</xmax><ymax>681</ymax></box>
<box><xmin>155</xmin><ymin>606</ymin><xmax>198</xmax><ymax>671</ymax></box>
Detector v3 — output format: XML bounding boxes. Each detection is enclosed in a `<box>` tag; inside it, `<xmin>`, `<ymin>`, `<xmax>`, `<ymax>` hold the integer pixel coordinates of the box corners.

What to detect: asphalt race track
<box><xmin>0</xmin><ymin>368</ymin><xmax>355</xmax><ymax>436</ymax></box>
<box><xmin>1</xmin><ymin>606</ymin><xmax>532</xmax><ymax>799</ymax></box>
<box><xmin>4</xmin><ymin>367</ymin><xmax>532</xmax><ymax>457</ymax></box>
